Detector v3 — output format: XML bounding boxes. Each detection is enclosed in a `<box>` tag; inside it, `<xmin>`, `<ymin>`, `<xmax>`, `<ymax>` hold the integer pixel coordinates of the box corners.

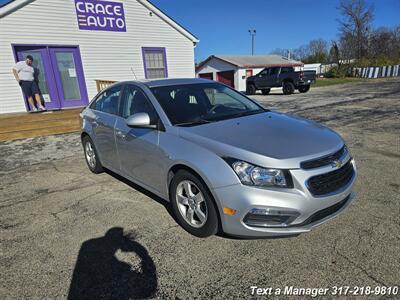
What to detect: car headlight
<box><xmin>225</xmin><ymin>159</ymin><xmax>293</xmax><ymax>188</ymax></box>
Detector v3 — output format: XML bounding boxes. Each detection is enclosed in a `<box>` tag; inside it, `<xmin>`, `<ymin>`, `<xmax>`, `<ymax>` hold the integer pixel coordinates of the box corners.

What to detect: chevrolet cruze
<box><xmin>80</xmin><ymin>78</ymin><xmax>357</xmax><ymax>238</ymax></box>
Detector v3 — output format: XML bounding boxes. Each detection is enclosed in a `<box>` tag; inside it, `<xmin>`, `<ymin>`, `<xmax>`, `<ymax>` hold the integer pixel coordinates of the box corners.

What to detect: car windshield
<box><xmin>150</xmin><ymin>83</ymin><xmax>266</xmax><ymax>126</ymax></box>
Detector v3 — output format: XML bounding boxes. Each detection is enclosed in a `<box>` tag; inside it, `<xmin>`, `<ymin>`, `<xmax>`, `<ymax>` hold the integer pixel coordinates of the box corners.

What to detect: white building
<box><xmin>0</xmin><ymin>0</ymin><xmax>198</xmax><ymax>114</ymax></box>
<box><xmin>304</xmin><ymin>63</ymin><xmax>323</xmax><ymax>75</ymax></box>
<box><xmin>196</xmin><ymin>55</ymin><xmax>303</xmax><ymax>91</ymax></box>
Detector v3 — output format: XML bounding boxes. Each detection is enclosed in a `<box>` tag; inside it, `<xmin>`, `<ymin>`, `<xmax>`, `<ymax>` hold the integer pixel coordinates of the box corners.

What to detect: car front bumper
<box><xmin>211</xmin><ymin>161</ymin><xmax>357</xmax><ymax>238</ymax></box>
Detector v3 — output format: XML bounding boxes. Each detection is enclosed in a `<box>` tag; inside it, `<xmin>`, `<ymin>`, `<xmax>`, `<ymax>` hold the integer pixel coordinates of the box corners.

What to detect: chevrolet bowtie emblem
<box><xmin>331</xmin><ymin>159</ymin><xmax>343</xmax><ymax>168</ymax></box>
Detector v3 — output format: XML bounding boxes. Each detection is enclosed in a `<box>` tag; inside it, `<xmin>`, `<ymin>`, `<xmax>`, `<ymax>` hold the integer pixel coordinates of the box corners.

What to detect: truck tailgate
<box><xmin>303</xmin><ymin>71</ymin><xmax>316</xmax><ymax>84</ymax></box>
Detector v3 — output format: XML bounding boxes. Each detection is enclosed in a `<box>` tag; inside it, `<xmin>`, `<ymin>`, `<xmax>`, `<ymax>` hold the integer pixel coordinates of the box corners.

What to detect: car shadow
<box><xmin>104</xmin><ymin>169</ymin><xmax>177</xmax><ymax>223</ymax></box>
<box><xmin>67</xmin><ymin>227</ymin><xmax>157</xmax><ymax>300</ymax></box>
<box><xmin>105</xmin><ymin>170</ymin><xmax>298</xmax><ymax>240</ymax></box>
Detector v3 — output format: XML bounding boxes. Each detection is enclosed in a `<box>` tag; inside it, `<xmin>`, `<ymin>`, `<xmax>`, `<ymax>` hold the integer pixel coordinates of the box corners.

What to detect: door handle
<box><xmin>116</xmin><ymin>130</ymin><xmax>127</xmax><ymax>140</ymax></box>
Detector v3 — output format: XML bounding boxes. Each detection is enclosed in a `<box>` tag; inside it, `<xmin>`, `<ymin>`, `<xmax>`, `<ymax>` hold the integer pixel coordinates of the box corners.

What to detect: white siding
<box><xmin>0</xmin><ymin>0</ymin><xmax>196</xmax><ymax>113</ymax></box>
<box><xmin>304</xmin><ymin>63</ymin><xmax>322</xmax><ymax>74</ymax></box>
<box><xmin>236</xmin><ymin>69</ymin><xmax>246</xmax><ymax>91</ymax></box>
<box><xmin>236</xmin><ymin>67</ymin><xmax>263</xmax><ymax>92</ymax></box>
<box><xmin>196</xmin><ymin>58</ymin><xmax>237</xmax><ymax>79</ymax></box>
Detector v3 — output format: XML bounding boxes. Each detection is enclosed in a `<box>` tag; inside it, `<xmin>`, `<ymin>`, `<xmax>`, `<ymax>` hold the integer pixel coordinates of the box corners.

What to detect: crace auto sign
<box><xmin>75</xmin><ymin>0</ymin><xmax>127</xmax><ymax>32</ymax></box>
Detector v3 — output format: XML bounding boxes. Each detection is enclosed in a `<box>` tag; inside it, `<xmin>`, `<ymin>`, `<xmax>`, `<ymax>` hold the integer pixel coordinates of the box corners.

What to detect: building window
<box><xmin>142</xmin><ymin>47</ymin><xmax>168</xmax><ymax>79</ymax></box>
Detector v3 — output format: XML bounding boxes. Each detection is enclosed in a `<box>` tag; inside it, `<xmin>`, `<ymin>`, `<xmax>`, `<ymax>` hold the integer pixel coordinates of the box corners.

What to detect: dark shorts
<box><xmin>20</xmin><ymin>80</ymin><xmax>39</xmax><ymax>97</ymax></box>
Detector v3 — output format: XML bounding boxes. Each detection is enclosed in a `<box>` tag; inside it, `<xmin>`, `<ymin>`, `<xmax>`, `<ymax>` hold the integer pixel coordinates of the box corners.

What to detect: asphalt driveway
<box><xmin>1</xmin><ymin>78</ymin><xmax>399</xmax><ymax>299</ymax></box>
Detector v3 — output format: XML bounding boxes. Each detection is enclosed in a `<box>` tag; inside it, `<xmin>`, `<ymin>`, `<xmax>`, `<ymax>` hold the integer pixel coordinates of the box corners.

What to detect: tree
<box><xmin>290</xmin><ymin>40</ymin><xmax>329</xmax><ymax>63</ymax></box>
<box><xmin>292</xmin><ymin>45</ymin><xmax>310</xmax><ymax>61</ymax></box>
<box><xmin>329</xmin><ymin>41</ymin><xmax>341</xmax><ymax>66</ymax></box>
<box><xmin>269</xmin><ymin>48</ymin><xmax>291</xmax><ymax>58</ymax></box>
<box><xmin>306</xmin><ymin>39</ymin><xmax>329</xmax><ymax>63</ymax></box>
<box><xmin>270</xmin><ymin>40</ymin><xmax>329</xmax><ymax>63</ymax></box>
<box><xmin>337</xmin><ymin>0</ymin><xmax>374</xmax><ymax>60</ymax></box>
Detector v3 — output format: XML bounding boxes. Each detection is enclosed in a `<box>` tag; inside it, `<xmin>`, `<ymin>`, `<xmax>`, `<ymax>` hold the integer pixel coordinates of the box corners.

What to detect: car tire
<box><xmin>82</xmin><ymin>135</ymin><xmax>104</xmax><ymax>174</ymax></box>
<box><xmin>283</xmin><ymin>81</ymin><xmax>295</xmax><ymax>95</ymax></box>
<box><xmin>246</xmin><ymin>84</ymin><xmax>256</xmax><ymax>95</ymax></box>
<box><xmin>170</xmin><ymin>170</ymin><xmax>219</xmax><ymax>237</ymax></box>
<box><xmin>298</xmin><ymin>85</ymin><xmax>311</xmax><ymax>93</ymax></box>
<box><xmin>261</xmin><ymin>88</ymin><xmax>271</xmax><ymax>95</ymax></box>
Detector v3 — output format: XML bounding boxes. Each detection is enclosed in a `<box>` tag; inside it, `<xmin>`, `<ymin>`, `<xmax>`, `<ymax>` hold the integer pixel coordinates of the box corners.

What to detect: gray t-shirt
<box><xmin>14</xmin><ymin>61</ymin><xmax>34</xmax><ymax>81</ymax></box>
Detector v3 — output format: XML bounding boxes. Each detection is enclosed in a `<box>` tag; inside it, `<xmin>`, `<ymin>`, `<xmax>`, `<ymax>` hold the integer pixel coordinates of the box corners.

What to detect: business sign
<box><xmin>75</xmin><ymin>0</ymin><xmax>126</xmax><ymax>32</ymax></box>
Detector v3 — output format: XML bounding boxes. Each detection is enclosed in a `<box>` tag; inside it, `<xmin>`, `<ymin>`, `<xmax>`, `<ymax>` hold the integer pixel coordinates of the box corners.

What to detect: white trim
<box><xmin>137</xmin><ymin>0</ymin><xmax>199</xmax><ymax>44</ymax></box>
<box><xmin>0</xmin><ymin>0</ymin><xmax>34</xmax><ymax>18</ymax></box>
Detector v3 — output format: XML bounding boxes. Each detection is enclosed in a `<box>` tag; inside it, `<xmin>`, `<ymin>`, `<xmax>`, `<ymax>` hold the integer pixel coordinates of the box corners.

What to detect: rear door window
<box><xmin>281</xmin><ymin>67</ymin><xmax>294</xmax><ymax>73</ymax></box>
<box><xmin>92</xmin><ymin>86</ymin><xmax>122</xmax><ymax>115</ymax></box>
<box><xmin>270</xmin><ymin>67</ymin><xmax>280</xmax><ymax>75</ymax></box>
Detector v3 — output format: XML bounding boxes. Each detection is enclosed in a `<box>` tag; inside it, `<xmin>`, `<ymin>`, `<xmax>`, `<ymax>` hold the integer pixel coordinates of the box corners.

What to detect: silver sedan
<box><xmin>80</xmin><ymin>78</ymin><xmax>357</xmax><ymax>238</ymax></box>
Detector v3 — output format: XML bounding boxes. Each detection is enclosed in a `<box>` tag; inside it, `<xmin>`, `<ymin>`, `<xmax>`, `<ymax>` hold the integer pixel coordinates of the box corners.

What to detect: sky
<box><xmin>150</xmin><ymin>0</ymin><xmax>399</xmax><ymax>62</ymax></box>
<box><xmin>1</xmin><ymin>0</ymin><xmax>399</xmax><ymax>62</ymax></box>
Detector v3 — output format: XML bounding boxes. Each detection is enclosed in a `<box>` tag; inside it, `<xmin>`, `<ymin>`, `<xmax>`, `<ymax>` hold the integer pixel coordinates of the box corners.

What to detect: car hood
<box><xmin>178</xmin><ymin>112</ymin><xmax>344</xmax><ymax>169</ymax></box>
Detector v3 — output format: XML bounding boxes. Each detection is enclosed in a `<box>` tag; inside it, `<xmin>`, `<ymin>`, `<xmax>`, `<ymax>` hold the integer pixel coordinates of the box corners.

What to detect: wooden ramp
<box><xmin>0</xmin><ymin>109</ymin><xmax>81</xmax><ymax>142</ymax></box>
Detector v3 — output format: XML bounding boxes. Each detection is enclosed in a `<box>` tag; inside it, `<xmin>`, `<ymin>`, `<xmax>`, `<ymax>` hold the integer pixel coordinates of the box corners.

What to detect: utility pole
<box><xmin>248</xmin><ymin>29</ymin><xmax>256</xmax><ymax>55</ymax></box>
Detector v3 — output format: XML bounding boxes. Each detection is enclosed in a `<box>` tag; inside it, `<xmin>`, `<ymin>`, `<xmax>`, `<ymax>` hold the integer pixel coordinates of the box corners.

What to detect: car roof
<box><xmin>122</xmin><ymin>78</ymin><xmax>214</xmax><ymax>88</ymax></box>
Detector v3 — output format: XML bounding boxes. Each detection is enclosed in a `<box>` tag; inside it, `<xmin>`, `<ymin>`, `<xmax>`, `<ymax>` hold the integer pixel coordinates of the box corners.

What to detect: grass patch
<box><xmin>314</xmin><ymin>77</ymin><xmax>365</xmax><ymax>87</ymax></box>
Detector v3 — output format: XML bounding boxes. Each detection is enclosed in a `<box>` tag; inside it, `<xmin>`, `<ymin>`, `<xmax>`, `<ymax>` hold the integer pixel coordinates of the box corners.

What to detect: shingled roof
<box><xmin>197</xmin><ymin>54</ymin><xmax>303</xmax><ymax>71</ymax></box>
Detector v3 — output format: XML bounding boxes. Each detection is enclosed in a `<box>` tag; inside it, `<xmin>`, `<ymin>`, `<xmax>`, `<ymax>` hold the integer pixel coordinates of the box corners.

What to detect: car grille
<box><xmin>301</xmin><ymin>146</ymin><xmax>347</xmax><ymax>170</ymax></box>
<box><xmin>292</xmin><ymin>195</ymin><xmax>350</xmax><ymax>227</ymax></box>
<box><xmin>307</xmin><ymin>160</ymin><xmax>355</xmax><ymax>196</ymax></box>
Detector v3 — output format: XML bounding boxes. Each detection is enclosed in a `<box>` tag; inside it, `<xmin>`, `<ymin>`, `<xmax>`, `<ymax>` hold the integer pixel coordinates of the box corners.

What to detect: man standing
<box><xmin>12</xmin><ymin>55</ymin><xmax>46</xmax><ymax>112</ymax></box>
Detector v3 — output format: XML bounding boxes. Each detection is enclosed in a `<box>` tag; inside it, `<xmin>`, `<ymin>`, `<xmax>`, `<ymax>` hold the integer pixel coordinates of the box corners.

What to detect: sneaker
<box><xmin>39</xmin><ymin>106</ymin><xmax>47</xmax><ymax>112</ymax></box>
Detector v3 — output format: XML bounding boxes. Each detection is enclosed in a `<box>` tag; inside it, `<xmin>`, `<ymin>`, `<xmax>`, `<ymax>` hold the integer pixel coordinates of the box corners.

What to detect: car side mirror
<box><xmin>126</xmin><ymin>113</ymin><xmax>156</xmax><ymax>129</ymax></box>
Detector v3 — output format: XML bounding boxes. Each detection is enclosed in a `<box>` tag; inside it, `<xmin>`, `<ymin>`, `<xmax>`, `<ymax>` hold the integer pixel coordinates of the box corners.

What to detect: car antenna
<box><xmin>130</xmin><ymin>67</ymin><xmax>138</xmax><ymax>80</ymax></box>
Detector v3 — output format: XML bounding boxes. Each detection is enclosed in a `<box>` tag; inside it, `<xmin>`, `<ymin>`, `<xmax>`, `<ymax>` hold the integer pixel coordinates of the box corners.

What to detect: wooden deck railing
<box><xmin>95</xmin><ymin>80</ymin><xmax>117</xmax><ymax>92</ymax></box>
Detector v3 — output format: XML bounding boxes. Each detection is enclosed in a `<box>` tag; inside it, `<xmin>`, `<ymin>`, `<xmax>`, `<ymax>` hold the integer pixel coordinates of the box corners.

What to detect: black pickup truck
<box><xmin>246</xmin><ymin>66</ymin><xmax>316</xmax><ymax>95</ymax></box>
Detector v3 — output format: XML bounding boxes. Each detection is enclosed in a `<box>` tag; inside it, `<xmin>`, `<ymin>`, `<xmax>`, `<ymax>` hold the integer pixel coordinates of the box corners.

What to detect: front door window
<box><xmin>49</xmin><ymin>47</ymin><xmax>88</xmax><ymax>108</ymax></box>
<box><xmin>121</xmin><ymin>85</ymin><xmax>157</xmax><ymax>121</ymax></box>
<box><xmin>55</xmin><ymin>52</ymin><xmax>81</xmax><ymax>100</ymax></box>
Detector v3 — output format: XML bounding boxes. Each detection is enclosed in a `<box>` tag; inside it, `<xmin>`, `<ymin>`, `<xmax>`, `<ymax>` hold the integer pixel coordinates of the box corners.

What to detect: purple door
<box><xmin>49</xmin><ymin>48</ymin><xmax>88</xmax><ymax>108</ymax></box>
<box><xmin>14</xmin><ymin>45</ymin><xmax>88</xmax><ymax>111</ymax></box>
<box><xmin>16</xmin><ymin>47</ymin><xmax>61</xmax><ymax>110</ymax></box>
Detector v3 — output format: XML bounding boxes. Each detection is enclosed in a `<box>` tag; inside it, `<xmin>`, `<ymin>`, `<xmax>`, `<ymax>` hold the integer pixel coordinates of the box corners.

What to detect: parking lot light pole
<box><xmin>249</xmin><ymin>29</ymin><xmax>256</xmax><ymax>55</ymax></box>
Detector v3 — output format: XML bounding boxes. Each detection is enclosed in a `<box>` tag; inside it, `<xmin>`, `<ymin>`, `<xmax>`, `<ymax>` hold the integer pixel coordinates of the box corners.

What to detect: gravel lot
<box><xmin>1</xmin><ymin>78</ymin><xmax>399</xmax><ymax>299</ymax></box>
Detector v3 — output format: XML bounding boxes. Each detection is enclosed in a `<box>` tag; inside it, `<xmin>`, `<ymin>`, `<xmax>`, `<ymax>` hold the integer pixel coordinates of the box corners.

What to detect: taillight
<box><xmin>299</xmin><ymin>72</ymin><xmax>304</xmax><ymax>80</ymax></box>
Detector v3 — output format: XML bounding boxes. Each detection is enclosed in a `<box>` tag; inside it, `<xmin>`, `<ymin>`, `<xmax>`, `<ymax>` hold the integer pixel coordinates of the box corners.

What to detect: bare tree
<box><xmin>330</xmin><ymin>41</ymin><xmax>341</xmax><ymax>66</ymax></box>
<box><xmin>307</xmin><ymin>39</ymin><xmax>329</xmax><ymax>63</ymax></box>
<box><xmin>271</xmin><ymin>40</ymin><xmax>329</xmax><ymax>63</ymax></box>
<box><xmin>269</xmin><ymin>48</ymin><xmax>291</xmax><ymax>58</ymax></box>
<box><xmin>337</xmin><ymin>0</ymin><xmax>374</xmax><ymax>59</ymax></box>
<box><xmin>292</xmin><ymin>45</ymin><xmax>310</xmax><ymax>61</ymax></box>
<box><xmin>367</xmin><ymin>26</ymin><xmax>400</xmax><ymax>64</ymax></box>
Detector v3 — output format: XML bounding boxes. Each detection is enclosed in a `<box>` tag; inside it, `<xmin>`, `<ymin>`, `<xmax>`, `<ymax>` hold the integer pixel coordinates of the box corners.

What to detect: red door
<box><xmin>199</xmin><ymin>72</ymin><xmax>213</xmax><ymax>80</ymax></box>
<box><xmin>217</xmin><ymin>71</ymin><xmax>234</xmax><ymax>88</ymax></box>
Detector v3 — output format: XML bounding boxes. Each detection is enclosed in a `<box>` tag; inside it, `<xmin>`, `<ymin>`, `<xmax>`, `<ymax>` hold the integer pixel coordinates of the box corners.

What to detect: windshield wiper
<box><xmin>175</xmin><ymin>119</ymin><xmax>212</xmax><ymax>127</ymax></box>
<box><xmin>206</xmin><ymin>109</ymin><xmax>265</xmax><ymax>122</ymax></box>
<box><xmin>230</xmin><ymin>109</ymin><xmax>265</xmax><ymax>118</ymax></box>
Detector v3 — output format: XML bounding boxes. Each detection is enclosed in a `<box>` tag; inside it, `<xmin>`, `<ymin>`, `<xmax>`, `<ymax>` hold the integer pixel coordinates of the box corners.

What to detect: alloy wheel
<box><xmin>176</xmin><ymin>180</ymin><xmax>208</xmax><ymax>228</ymax></box>
<box><xmin>85</xmin><ymin>141</ymin><xmax>96</xmax><ymax>169</ymax></box>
